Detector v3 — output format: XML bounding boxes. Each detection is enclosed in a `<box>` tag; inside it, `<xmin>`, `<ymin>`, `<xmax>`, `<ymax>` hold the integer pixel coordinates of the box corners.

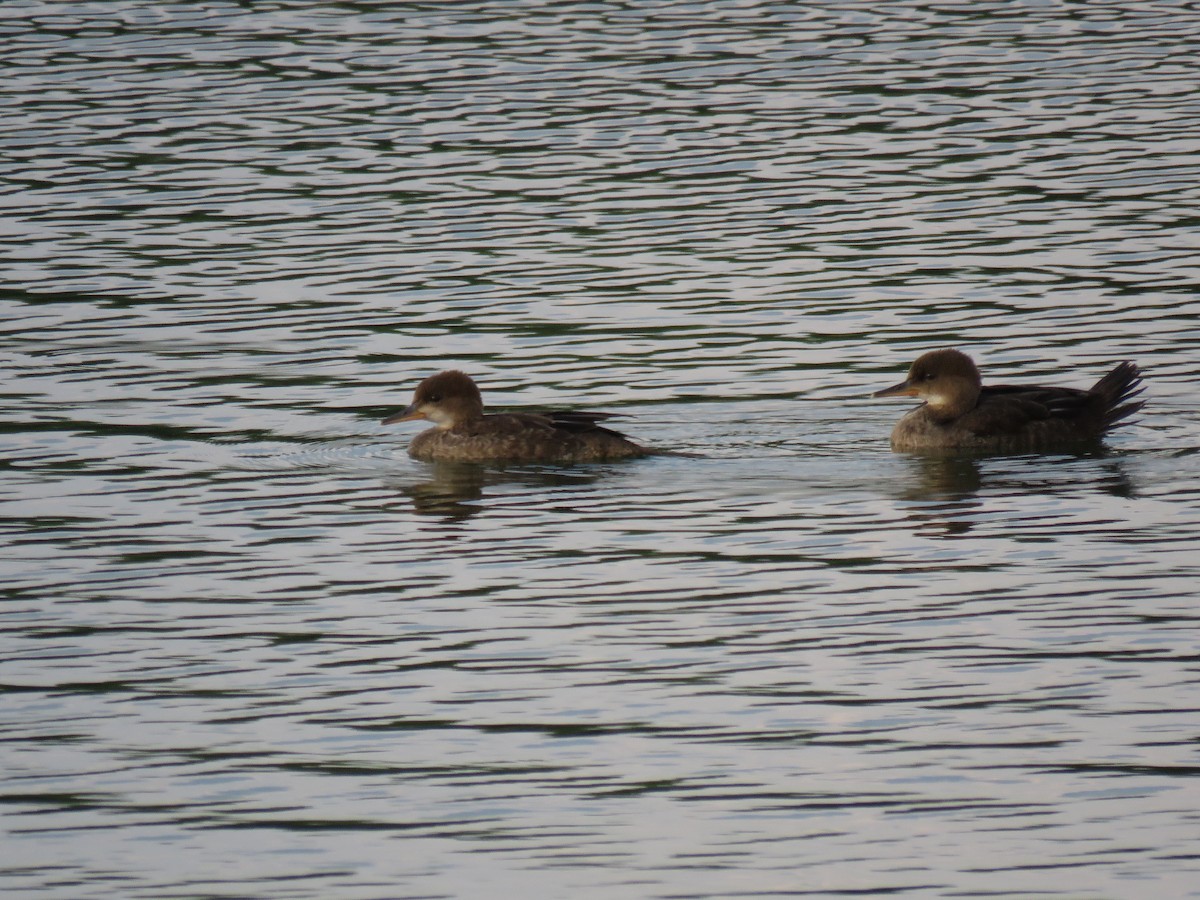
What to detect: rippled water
<box><xmin>4</xmin><ymin>2</ymin><xmax>1200</xmax><ymax>897</ymax></box>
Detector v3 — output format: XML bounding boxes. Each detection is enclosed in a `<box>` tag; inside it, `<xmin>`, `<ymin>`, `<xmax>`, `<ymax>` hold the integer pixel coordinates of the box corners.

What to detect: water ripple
<box><xmin>4</xmin><ymin>2</ymin><xmax>1200</xmax><ymax>898</ymax></box>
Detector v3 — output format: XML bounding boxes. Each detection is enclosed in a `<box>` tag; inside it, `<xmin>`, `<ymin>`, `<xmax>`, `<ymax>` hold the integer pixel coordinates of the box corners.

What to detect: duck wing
<box><xmin>546</xmin><ymin>410</ymin><xmax>632</xmax><ymax>439</ymax></box>
<box><xmin>957</xmin><ymin>385</ymin><xmax>1084</xmax><ymax>436</ymax></box>
<box><xmin>962</xmin><ymin>373</ymin><xmax>1145</xmax><ymax>439</ymax></box>
<box><xmin>464</xmin><ymin>411</ymin><xmax>632</xmax><ymax>441</ymax></box>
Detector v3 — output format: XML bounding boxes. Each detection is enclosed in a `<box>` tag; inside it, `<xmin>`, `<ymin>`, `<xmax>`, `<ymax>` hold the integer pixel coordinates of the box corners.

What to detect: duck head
<box><xmin>382</xmin><ymin>370</ymin><xmax>484</xmax><ymax>429</ymax></box>
<box><xmin>874</xmin><ymin>349</ymin><xmax>982</xmax><ymax>419</ymax></box>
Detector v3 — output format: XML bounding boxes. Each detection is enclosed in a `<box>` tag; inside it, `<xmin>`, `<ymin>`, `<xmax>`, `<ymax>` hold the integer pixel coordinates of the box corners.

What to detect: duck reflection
<box><xmin>892</xmin><ymin>454</ymin><xmax>985</xmax><ymax>536</ymax></box>
<box><xmin>898</xmin><ymin>453</ymin><xmax>985</xmax><ymax>502</ymax></box>
<box><xmin>893</xmin><ymin>449</ymin><xmax>1136</xmax><ymax>535</ymax></box>
<box><xmin>386</xmin><ymin>461</ymin><xmax>615</xmax><ymax>521</ymax></box>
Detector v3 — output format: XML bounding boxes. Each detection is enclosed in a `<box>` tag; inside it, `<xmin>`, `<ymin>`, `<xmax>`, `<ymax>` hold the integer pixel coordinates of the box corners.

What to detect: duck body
<box><xmin>875</xmin><ymin>349</ymin><xmax>1144</xmax><ymax>453</ymax></box>
<box><xmin>384</xmin><ymin>370</ymin><xmax>647</xmax><ymax>463</ymax></box>
<box><xmin>408</xmin><ymin>410</ymin><xmax>646</xmax><ymax>463</ymax></box>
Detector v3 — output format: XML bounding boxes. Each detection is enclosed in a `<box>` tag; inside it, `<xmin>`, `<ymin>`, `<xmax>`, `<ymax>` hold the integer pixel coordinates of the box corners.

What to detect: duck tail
<box><xmin>1091</xmin><ymin>361</ymin><xmax>1145</xmax><ymax>432</ymax></box>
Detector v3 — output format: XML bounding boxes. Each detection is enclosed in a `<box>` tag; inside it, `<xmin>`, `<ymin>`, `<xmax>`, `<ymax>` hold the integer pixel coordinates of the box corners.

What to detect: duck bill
<box><xmin>381</xmin><ymin>404</ymin><xmax>425</xmax><ymax>425</ymax></box>
<box><xmin>872</xmin><ymin>379</ymin><xmax>918</xmax><ymax>399</ymax></box>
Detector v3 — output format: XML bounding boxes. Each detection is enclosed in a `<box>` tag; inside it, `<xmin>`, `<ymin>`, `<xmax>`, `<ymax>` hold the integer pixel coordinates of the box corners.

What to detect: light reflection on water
<box><xmin>4</xmin><ymin>1</ymin><xmax>1200</xmax><ymax>898</ymax></box>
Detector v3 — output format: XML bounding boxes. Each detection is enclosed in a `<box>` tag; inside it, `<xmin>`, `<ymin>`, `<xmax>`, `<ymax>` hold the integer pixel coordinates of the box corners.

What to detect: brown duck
<box><xmin>382</xmin><ymin>370</ymin><xmax>648</xmax><ymax>463</ymax></box>
<box><xmin>874</xmin><ymin>349</ymin><xmax>1144</xmax><ymax>452</ymax></box>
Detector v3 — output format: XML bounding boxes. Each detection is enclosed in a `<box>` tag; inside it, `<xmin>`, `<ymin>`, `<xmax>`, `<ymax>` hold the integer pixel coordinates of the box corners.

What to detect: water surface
<box><xmin>3</xmin><ymin>2</ymin><xmax>1200</xmax><ymax>897</ymax></box>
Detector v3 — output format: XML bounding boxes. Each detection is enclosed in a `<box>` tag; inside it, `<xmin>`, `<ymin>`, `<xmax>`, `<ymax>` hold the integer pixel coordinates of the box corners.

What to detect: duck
<box><xmin>873</xmin><ymin>349</ymin><xmax>1144</xmax><ymax>452</ymax></box>
<box><xmin>382</xmin><ymin>370</ymin><xmax>649</xmax><ymax>463</ymax></box>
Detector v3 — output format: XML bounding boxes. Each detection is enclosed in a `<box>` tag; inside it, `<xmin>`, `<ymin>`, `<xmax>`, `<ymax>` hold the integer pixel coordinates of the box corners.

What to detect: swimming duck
<box><xmin>873</xmin><ymin>349</ymin><xmax>1144</xmax><ymax>452</ymax></box>
<box><xmin>382</xmin><ymin>370</ymin><xmax>648</xmax><ymax>463</ymax></box>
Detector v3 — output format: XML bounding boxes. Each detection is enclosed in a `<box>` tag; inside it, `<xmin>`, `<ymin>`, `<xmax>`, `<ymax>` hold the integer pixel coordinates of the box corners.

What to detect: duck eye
<box><xmin>427</xmin><ymin>393</ymin><xmax>442</xmax><ymax>403</ymax></box>
<box><xmin>922</xmin><ymin>372</ymin><xmax>935</xmax><ymax>381</ymax></box>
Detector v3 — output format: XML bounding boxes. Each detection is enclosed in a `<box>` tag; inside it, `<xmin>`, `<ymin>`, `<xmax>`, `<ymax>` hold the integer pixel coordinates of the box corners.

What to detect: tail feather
<box><xmin>1091</xmin><ymin>361</ymin><xmax>1145</xmax><ymax>432</ymax></box>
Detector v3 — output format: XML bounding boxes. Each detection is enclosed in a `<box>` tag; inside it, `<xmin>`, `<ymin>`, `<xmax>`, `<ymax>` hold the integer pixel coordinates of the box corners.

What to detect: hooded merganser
<box><xmin>382</xmin><ymin>370</ymin><xmax>648</xmax><ymax>463</ymax></box>
<box><xmin>873</xmin><ymin>349</ymin><xmax>1144</xmax><ymax>452</ymax></box>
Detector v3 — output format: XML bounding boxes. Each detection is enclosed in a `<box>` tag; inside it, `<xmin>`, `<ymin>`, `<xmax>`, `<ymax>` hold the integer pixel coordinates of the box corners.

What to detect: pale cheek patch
<box><xmin>924</xmin><ymin>390</ymin><xmax>952</xmax><ymax>410</ymax></box>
